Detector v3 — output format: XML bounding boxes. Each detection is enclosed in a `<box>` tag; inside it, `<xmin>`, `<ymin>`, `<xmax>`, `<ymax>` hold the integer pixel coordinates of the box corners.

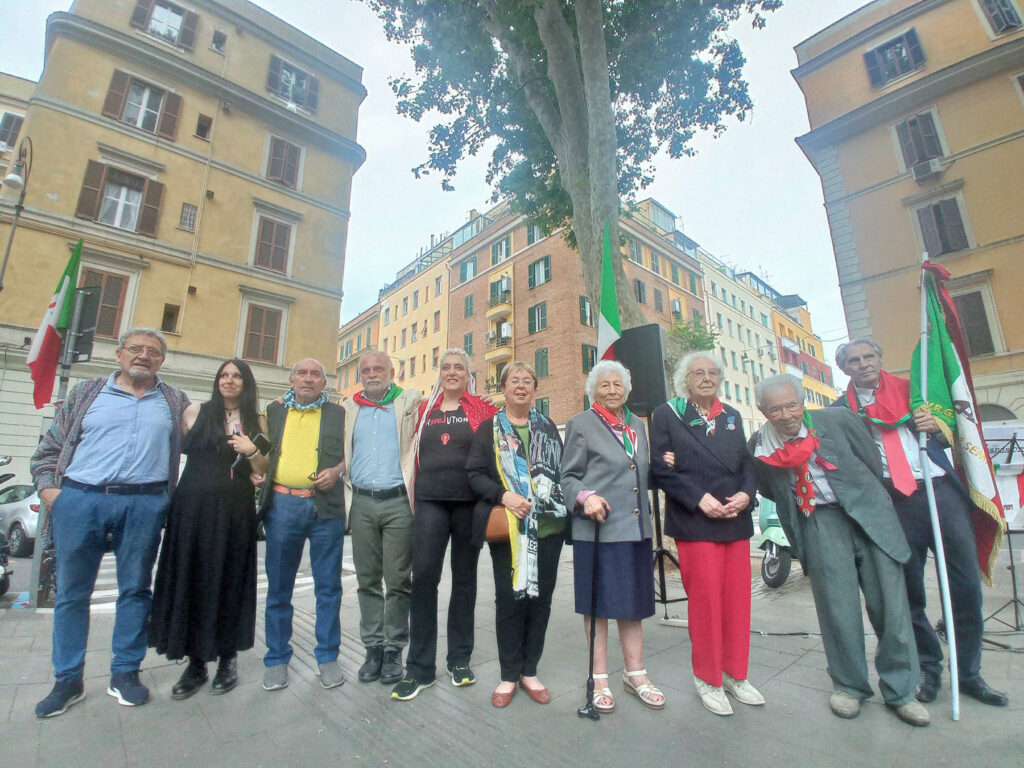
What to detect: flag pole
<box><xmin>918</xmin><ymin>250</ymin><xmax>960</xmax><ymax>722</ymax></box>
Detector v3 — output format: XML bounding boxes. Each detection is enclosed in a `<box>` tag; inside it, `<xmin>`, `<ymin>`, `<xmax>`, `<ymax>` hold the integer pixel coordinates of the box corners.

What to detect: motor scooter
<box><xmin>757</xmin><ymin>496</ymin><xmax>792</xmax><ymax>588</ymax></box>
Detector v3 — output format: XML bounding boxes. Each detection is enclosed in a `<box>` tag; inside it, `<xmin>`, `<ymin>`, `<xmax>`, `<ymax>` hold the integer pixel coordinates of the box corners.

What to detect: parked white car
<box><xmin>0</xmin><ymin>482</ymin><xmax>40</xmax><ymax>557</ymax></box>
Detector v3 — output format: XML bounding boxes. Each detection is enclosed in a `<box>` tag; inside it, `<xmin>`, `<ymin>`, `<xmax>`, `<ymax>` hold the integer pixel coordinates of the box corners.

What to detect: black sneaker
<box><xmin>380</xmin><ymin>648</ymin><xmax>404</xmax><ymax>685</ymax></box>
<box><xmin>107</xmin><ymin>670</ymin><xmax>150</xmax><ymax>707</ymax></box>
<box><xmin>447</xmin><ymin>664</ymin><xmax>476</xmax><ymax>687</ymax></box>
<box><xmin>391</xmin><ymin>677</ymin><xmax>435</xmax><ymax>701</ymax></box>
<box><xmin>35</xmin><ymin>678</ymin><xmax>85</xmax><ymax>718</ymax></box>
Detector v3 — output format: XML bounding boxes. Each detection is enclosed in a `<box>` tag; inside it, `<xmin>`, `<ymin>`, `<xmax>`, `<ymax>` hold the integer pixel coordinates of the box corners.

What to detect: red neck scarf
<box><xmin>756</xmin><ymin>413</ymin><xmax>820</xmax><ymax>515</ymax></box>
<box><xmin>590</xmin><ymin>403</ymin><xmax>638</xmax><ymax>459</ymax></box>
<box><xmin>352</xmin><ymin>383</ymin><xmax>402</xmax><ymax>410</ymax></box>
<box><xmin>846</xmin><ymin>371</ymin><xmax>917</xmax><ymax>496</ymax></box>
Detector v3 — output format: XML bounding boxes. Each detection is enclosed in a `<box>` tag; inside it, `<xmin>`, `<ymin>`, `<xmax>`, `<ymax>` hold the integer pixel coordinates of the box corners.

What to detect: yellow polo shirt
<box><xmin>273</xmin><ymin>407</ymin><xmax>321</xmax><ymax>488</ymax></box>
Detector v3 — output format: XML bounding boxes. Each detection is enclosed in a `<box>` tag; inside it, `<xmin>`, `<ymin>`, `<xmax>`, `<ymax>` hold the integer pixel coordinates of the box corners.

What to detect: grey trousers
<box><xmin>800</xmin><ymin>506</ymin><xmax>919</xmax><ymax>705</ymax></box>
<box><xmin>349</xmin><ymin>492</ymin><xmax>413</xmax><ymax>650</ymax></box>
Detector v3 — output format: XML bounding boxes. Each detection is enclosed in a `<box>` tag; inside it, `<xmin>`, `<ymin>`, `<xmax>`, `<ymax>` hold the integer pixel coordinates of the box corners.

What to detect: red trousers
<box><xmin>675</xmin><ymin>538</ymin><xmax>751</xmax><ymax>687</ymax></box>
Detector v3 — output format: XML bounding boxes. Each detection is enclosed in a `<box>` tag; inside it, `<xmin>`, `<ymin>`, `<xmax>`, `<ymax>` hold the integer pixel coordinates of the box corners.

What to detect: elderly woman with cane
<box><xmin>467</xmin><ymin>361</ymin><xmax>568</xmax><ymax>708</ymax></box>
<box><xmin>561</xmin><ymin>360</ymin><xmax>664</xmax><ymax>713</ymax></box>
<box><xmin>651</xmin><ymin>352</ymin><xmax>763</xmax><ymax>716</ymax></box>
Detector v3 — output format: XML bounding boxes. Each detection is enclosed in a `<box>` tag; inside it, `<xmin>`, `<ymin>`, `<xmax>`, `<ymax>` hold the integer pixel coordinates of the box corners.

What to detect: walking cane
<box><xmin>578</xmin><ymin>515</ymin><xmax>602</xmax><ymax>720</ymax></box>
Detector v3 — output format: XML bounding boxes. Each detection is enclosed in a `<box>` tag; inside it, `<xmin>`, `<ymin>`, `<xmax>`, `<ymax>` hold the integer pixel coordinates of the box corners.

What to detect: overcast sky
<box><xmin>0</xmin><ymin>0</ymin><xmax>868</xmax><ymax>374</ymax></box>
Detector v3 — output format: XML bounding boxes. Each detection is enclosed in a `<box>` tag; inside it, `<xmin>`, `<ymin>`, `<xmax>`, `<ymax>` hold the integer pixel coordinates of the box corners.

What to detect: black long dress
<box><xmin>150</xmin><ymin>428</ymin><xmax>257</xmax><ymax>661</ymax></box>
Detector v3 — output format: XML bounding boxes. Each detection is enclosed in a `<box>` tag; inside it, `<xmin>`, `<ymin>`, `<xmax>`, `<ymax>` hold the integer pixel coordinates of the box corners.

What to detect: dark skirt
<box><xmin>573</xmin><ymin>539</ymin><xmax>655</xmax><ymax>621</ymax></box>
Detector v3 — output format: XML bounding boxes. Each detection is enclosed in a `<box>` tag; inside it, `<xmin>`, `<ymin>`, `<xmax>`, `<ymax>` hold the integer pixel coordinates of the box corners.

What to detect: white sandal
<box><xmin>591</xmin><ymin>672</ymin><xmax>615</xmax><ymax>713</ymax></box>
<box><xmin>623</xmin><ymin>668</ymin><xmax>666</xmax><ymax>710</ymax></box>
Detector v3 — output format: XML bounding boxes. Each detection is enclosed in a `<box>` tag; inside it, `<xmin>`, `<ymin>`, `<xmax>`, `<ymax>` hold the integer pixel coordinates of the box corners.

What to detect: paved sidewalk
<box><xmin>2</xmin><ymin>540</ymin><xmax>1022</xmax><ymax>767</ymax></box>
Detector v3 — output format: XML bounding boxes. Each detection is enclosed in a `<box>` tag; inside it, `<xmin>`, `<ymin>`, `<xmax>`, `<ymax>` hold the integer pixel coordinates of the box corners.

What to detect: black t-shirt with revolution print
<box><xmin>416</xmin><ymin>405</ymin><xmax>477</xmax><ymax>501</ymax></box>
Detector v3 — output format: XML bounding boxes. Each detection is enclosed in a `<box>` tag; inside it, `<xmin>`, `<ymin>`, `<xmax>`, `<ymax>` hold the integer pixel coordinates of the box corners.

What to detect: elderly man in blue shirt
<box><xmin>343</xmin><ymin>351</ymin><xmax>422</xmax><ymax>685</ymax></box>
<box><xmin>31</xmin><ymin>328</ymin><xmax>190</xmax><ymax>718</ymax></box>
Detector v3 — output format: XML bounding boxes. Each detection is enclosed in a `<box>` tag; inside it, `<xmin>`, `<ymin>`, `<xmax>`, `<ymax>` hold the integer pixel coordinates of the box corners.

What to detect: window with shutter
<box><xmin>895</xmin><ymin>111</ymin><xmax>943</xmax><ymax>168</ymax></box>
<box><xmin>124</xmin><ymin>82</ymin><xmax>163</xmax><ymax>133</ymax></box>
<box><xmin>952</xmin><ymin>291</ymin><xmax>996</xmax><ymax>355</ymax></box>
<box><xmin>535</xmin><ymin>348</ymin><xmax>549</xmax><ymax>378</ymax></box>
<box><xmin>528</xmin><ymin>302</ymin><xmax>547</xmax><ymax>333</ymax></box>
<box><xmin>582</xmin><ymin>344</ymin><xmax>597</xmax><ymax>373</ymax></box>
<box><xmin>267</xmin><ymin>137</ymin><xmax>301</xmax><ymax>188</ymax></box>
<box><xmin>653</xmin><ymin>289</ymin><xmax>664</xmax><ymax>312</ymax></box>
<box><xmin>97</xmin><ymin>168</ymin><xmax>145</xmax><ymax>231</ymax></box>
<box><xmin>864</xmin><ymin>28</ymin><xmax>926</xmax><ymax>87</ymax></box>
<box><xmin>670</xmin><ymin>263</ymin><xmax>680</xmax><ymax>285</ymax></box>
<box><xmin>464</xmin><ymin>294</ymin><xmax>474</xmax><ymax>318</ymax></box>
<box><xmin>634</xmin><ymin>279</ymin><xmax>647</xmax><ymax>304</ymax></box>
<box><xmin>528</xmin><ymin>255</ymin><xmax>551</xmax><ymax>288</ymax></box>
<box><xmin>131</xmin><ymin>1</ymin><xmax>198</xmax><ymax>48</ymax></box>
<box><xmin>979</xmin><ymin>0</ymin><xmax>1023</xmax><ymax>34</ymax></box>
<box><xmin>255</xmin><ymin>217</ymin><xmax>291</xmax><ymax>272</ymax></box>
<box><xmin>580</xmin><ymin>295</ymin><xmax>594</xmax><ymax>326</ymax></box>
<box><xmin>267</xmin><ymin>55</ymin><xmax>320</xmax><ymax>112</ymax></box>
<box><xmin>491</xmin><ymin>235</ymin><xmax>511</xmax><ymax>265</ymax></box>
<box><xmin>916</xmin><ymin>198</ymin><xmax>969</xmax><ymax>256</ymax></box>
<box><xmin>104</xmin><ymin>70</ymin><xmax>181</xmax><ymax>139</ymax></box>
<box><xmin>0</xmin><ymin>113</ymin><xmax>23</xmax><ymax>148</ymax></box>
<box><xmin>459</xmin><ymin>256</ymin><xmax>477</xmax><ymax>283</ymax></box>
<box><xmin>243</xmin><ymin>304</ymin><xmax>282</xmax><ymax>363</ymax></box>
<box><xmin>650</xmin><ymin>252</ymin><xmax>660</xmax><ymax>275</ymax></box>
<box><xmin>463</xmin><ymin>332</ymin><xmax>474</xmax><ymax>355</ymax></box>
<box><xmin>80</xmin><ymin>268</ymin><xmax>128</xmax><ymax>339</ymax></box>
<box><xmin>629</xmin><ymin>239</ymin><xmax>642</xmax><ymax>264</ymax></box>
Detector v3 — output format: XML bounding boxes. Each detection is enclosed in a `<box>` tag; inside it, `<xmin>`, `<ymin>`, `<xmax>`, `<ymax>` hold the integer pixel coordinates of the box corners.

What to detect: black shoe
<box><xmin>447</xmin><ymin>664</ymin><xmax>476</xmax><ymax>687</ymax></box>
<box><xmin>391</xmin><ymin>677</ymin><xmax>435</xmax><ymax>701</ymax></box>
<box><xmin>211</xmin><ymin>656</ymin><xmax>238</xmax><ymax>695</ymax></box>
<box><xmin>171</xmin><ymin>660</ymin><xmax>208</xmax><ymax>700</ymax></box>
<box><xmin>358</xmin><ymin>646</ymin><xmax>384</xmax><ymax>683</ymax></box>
<box><xmin>915</xmin><ymin>670</ymin><xmax>940</xmax><ymax>703</ymax></box>
<box><xmin>107</xmin><ymin>670</ymin><xmax>150</xmax><ymax>707</ymax></box>
<box><xmin>35</xmin><ymin>677</ymin><xmax>85</xmax><ymax>718</ymax></box>
<box><xmin>960</xmin><ymin>677</ymin><xmax>1009</xmax><ymax>707</ymax></box>
<box><xmin>380</xmin><ymin>648</ymin><xmax>404</xmax><ymax>685</ymax></box>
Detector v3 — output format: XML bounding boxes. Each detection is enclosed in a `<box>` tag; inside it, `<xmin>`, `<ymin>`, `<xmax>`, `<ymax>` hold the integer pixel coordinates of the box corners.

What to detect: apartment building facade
<box><xmin>336</xmin><ymin>303</ymin><xmax>378</xmax><ymax>399</ymax></box>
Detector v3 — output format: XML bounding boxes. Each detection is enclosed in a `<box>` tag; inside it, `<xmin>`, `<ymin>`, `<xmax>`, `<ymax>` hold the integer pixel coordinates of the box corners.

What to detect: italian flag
<box><xmin>596</xmin><ymin>220</ymin><xmax>621</xmax><ymax>361</ymax></box>
<box><xmin>27</xmin><ymin>239</ymin><xmax>82</xmax><ymax>409</ymax></box>
<box><xmin>910</xmin><ymin>260</ymin><xmax>1005</xmax><ymax>584</ymax></box>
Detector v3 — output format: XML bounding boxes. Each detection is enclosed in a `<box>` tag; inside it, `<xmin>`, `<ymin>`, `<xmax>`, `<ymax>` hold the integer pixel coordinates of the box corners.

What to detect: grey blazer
<box><xmin>561</xmin><ymin>410</ymin><xmax>653</xmax><ymax>544</ymax></box>
<box><xmin>749</xmin><ymin>407</ymin><xmax>910</xmax><ymax>572</ymax></box>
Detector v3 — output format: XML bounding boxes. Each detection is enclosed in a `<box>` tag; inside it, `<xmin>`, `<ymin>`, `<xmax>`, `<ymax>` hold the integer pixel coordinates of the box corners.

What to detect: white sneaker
<box><xmin>694</xmin><ymin>676</ymin><xmax>733</xmax><ymax>716</ymax></box>
<box><xmin>723</xmin><ymin>672</ymin><xmax>766</xmax><ymax>706</ymax></box>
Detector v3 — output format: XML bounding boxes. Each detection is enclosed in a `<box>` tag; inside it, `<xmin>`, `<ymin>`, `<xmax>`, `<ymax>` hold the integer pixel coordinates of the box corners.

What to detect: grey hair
<box><xmin>585</xmin><ymin>360</ymin><xmax>632</xmax><ymax>400</ymax></box>
<box><xmin>673</xmin><ymin>350</ymin><xmax>726</xmax><ymax>399</ymax></box>
<box><xmin>754</xmin><ymin>374</ymin><xmax>805</xmax><ymax>408</ymax></box>
<box><xmin>118</xmin><ymin>328</ymin><xmax>167</xmax><ymax>356</ymax></box>
<box><xmin>356</xmin><ymin>349</ymin><xmax>393</xmax><ymax>373</ymax></box>
<box><xmin>835</xmin><ymin>338</ymin><xmax>883</xmax><ymax>369</ymax></box>
<box><xmin>290</xmin><ymin>358</ymin><xmax>327</xmax><ymax>379</ymax></box>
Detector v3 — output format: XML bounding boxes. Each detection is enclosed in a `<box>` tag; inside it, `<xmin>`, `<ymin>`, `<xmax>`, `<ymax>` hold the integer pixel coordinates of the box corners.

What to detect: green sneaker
<box><xmin>391</xmin><ymin>677</ymin><xmax>435</xmax><ymax>701</ymax></box>
<box><xmin>447</xmin><ymin>664</ymin><xmax>476</xmax><ymax>687</ymax></box>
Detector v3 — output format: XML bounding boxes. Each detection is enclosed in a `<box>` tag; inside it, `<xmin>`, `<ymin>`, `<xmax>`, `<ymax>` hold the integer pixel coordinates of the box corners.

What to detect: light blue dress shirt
<box><xmin>349</xmin><ymin>402</ymin><xmax>404</xmax><ymax>491</ymax></box>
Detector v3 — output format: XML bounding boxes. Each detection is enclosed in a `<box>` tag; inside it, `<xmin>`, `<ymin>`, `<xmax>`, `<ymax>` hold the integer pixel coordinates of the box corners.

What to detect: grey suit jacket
<box><xmin>561</xmin><ymin>410</ymin><xmax>653</xmax><ymax>544</ymax></box>
<box><xmin>748</xmin><ymin>408</ymin><xmax>910</xmax><ymax>572</ymax></box>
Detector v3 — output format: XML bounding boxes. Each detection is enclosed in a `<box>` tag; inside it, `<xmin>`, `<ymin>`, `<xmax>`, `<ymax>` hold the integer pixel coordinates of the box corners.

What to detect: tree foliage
<box><xmin>668</xmin><ymin>319</ymin><xmax>720</xmax><ymax>353</ymax></box>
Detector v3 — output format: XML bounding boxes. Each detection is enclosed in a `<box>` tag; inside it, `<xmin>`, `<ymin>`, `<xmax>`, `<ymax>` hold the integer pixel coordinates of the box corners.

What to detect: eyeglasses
<box><xmin>687</xmin><ymin>368</ymin><xmax>721</xmax><ymax>379</ymax></box>
<box><xmin>121</xmin><ymin>344</ymin><xmax>164</xmax><ymax>358</ymax></box>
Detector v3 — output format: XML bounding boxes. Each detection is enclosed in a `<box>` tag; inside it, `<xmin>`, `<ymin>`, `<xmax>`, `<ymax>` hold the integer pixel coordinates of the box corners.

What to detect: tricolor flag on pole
<box><xmin>595</xmin><ymin>220</ymin><xmax>621</xmax><ymax>361</ymax></box>
<box><xmin>911</xmin><ymin>260</ymin><xmax>1006</xmax><ymax>584</ymax></box>
<box><xmin>27</xmin><ymin>239</ymin><xmax>82</xmax><ymax>409</ymax></box>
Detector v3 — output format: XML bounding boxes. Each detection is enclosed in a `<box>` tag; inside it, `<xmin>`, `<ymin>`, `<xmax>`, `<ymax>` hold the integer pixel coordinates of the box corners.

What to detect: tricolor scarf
<box><xmin>669</xmin><ymin>396</ymin><xmax>724</xmax><ymax>436</ymax></box>
<box><xmin>754</xmin><ymin>411</ymin><xmax>820</xmax><ymax>516</ymax></box>
<box><xmin>493</xmin><ymin>409</ymin><xmax>566</xmax><ymax>599</ymax></box>
<box><xmin>281</xmin><ymin>389</ymin><xmax>329</xmax><ymax>411</ymax></box>
<box><xmin>846</xmin><ymin>371</ymin><xmax>917</xmax><ymax>496</ymax></box>
<box><xmin>352</xmin><ymin>382</ymin><xmax>403</xmax><ymax>409</ymax></box>
<box><xmin>591</xmin><ymin>403</ymin><xmax>637</xmax><ymax>459</ymax></box>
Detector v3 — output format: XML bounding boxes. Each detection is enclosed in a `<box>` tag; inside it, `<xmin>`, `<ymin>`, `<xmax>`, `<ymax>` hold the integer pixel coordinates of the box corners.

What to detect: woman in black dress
<box><xmin>150</xmin><ymin>358</ymin><xmax>268</xmax><ymax>698</ymax></box>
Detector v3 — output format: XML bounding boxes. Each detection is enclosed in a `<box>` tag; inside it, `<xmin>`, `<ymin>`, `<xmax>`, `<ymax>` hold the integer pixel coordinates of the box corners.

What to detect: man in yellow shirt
<box><xmin>255</xmin><ymin>358</ymin><xmax>346</xmax><ymax>691</ymax></box>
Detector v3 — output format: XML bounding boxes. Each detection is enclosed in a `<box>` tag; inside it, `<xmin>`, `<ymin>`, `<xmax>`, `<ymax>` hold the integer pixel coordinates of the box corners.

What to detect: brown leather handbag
<box><xmin>485</xmin><ymin>504</ymin><xmax>510</xmax><ymax>542</ymax></box>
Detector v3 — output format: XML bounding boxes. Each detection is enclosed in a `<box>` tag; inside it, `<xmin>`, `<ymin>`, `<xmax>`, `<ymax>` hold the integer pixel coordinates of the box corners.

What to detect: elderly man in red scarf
<box><xmin>749</xmin><ymin>374</ymin><xmax>928</xmax><ymax>726</ymax></box>
<box><xmin>834</xmin><ymin>339</ymin><xmax>1008</xmax><ymax>707</ymax></box>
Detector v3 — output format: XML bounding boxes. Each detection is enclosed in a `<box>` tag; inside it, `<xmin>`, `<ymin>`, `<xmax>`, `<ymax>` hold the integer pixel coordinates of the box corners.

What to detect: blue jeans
<box><xmin>263</xmin><ymin>492</ymin><xmax>344</xmax><ymax>666</ymax></box>
<box><xmin>50</xmin><ymin>485</ymin><xmax>168</xmax><ymax>680</ymax></box>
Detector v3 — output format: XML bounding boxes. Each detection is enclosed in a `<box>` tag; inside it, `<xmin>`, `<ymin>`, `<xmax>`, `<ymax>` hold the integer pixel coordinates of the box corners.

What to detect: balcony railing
<box><xmin>487</xmin><ymin>290</ymin><xmax>511</xmax><ymax>307</ymax></box>
<box><xmin>486</xmin><ymin>336</ymin><xmax>512</xmax><ymax>351</ymax></box>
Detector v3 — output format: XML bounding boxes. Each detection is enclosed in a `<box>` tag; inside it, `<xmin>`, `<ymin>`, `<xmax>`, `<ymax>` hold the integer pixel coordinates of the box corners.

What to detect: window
<box><xmin>383</xmin><ymin>306</ymin><xmax>390</xmax><ymax>325</ymax></box>
<box><xmin>195</xmin><ymin>114</ymin><xmax>212</xmax><ymax>140</ymax></box>
<box><xmin>711</xmin><ymin>282</ymin><xmax>718</xmax><ymax>298</ymax></box>
<box><xmin>464</xmin><ymin>332</ymin><xmax>474</xmax><ymax>355</ymax></box>
<box><xmin>952</xmin><ymin>290</ymin><xmax>996</xmax><ymax>355</ymax></box>
<box><xmin>80</xmin><ymin>268</ymin><xmax>128</xmax><ymax>339</ymax></box>
<box><xmin>895</xmin><ymin>111</ymin><xmax>942</xmax><ymax>168</ymax></box>
<box><xmin>528</xmin><ymin>255</ymin><xmax>551</xmax><ymax>288</ymax></box>
<box><xmin>102</xmin><ymin>71</ymin><xmax>181</xmax><ymax>139</ymax></box>
<box><xmin>160</xmin><ymin>303</ymin><xmax>180</xmax><ymax>333</ymax></box>
<box><xmin>400</xmin><ymin>328</ymin><xmax>407</xmax><ymax>347</ymax></box>
<box><xmin>979</xmin><ymin>0</ymin><xmax>1022</xmax><ymax>34</ymax></box>
<box><xmin>629</xmin><ymin>239</ymin><xmax>642</xmax><ymax>264</ymax></box>
<box><xmin>410</xmin><ymin>357</ymin><xmax>416</xmax><ymax>377</ymax></box>
<box><xmin>411</xmin><ymin>324</ymin><xmax>418</xmax><ymax>342</ymax></box>
<box><xmin>435</xmin><ymin>275</ymin><xmax>443</xmax><ymax>296</ymax></box>
<box><xmin>491</xmin><ymin>235</ymin><xmax>511</xmax><ymax>265</ymax></box>
<box><xmin>727</xmin><ymin>318</ymin><xmax>733</xmax><ymax>337</ymax></box>
<box><xmin>130</xmin><ymin>0</ymin><xmax>199</xmax><ymax>48</ymax></box>
<box><xmin>527</xmin><ymin>224</ymin><xmax>543</xmax><ymax>245</ymax></box>
<box><xmin>716</xmin><ymin>312</ymin><xmax>724</xmax><ymax>329</ymax></box>
<box><xmin>366</xmin><ymin>327</ymin><xmax>372</xmax><ymax>347</ymax></box>
<box><xmin>267</xmin><ymin>55</ymin><xmax>319</xmax><ymax>112</ymax></box>
<box><xmin>528</xmin><ymin>302</ymin><xmax>548</xmax><ymax>333</ymax></box>
<box><xmin>535</xmin><ymin>348</ymin><xmax>549</xmax><ymax>378</ymax></box>
<box><xmin>535</xmin><ymin>397</ymin><xmax>550</xmax><ymax>417</ymax></box>
<box><xmin>671</xmin><ymin>264</ymin><xmax>680</xmax><ymax>285</ymax></box>
<box><xmin>724</xmin><ymin>381</ymin><xmax>732</xmax><ymax>399</ymax></box>
<box><xmin>343</xmin><ymin>340</ymin><xmax>354</xmax><ymax>359</ymax></box>
<box><xmin>653</xmin><ymin>288</ymin><xmax>664</xmax><ymax>313</ymax></box>
<box><xmin>731</xmin><ymin>351</ymin><xmax>738</xmax><ymax>370</ymax></box>
<box><xmin>432</xmin><ymin>347</ymin><xmax>440</xmax><ymax>368</ymax></box>
<box><xmin>634</xmin><ymin>279</ymin><xmax>647</xmax><ymax>304</ymax></box>
<box><xmin>693</xmin><ymin>308</ymin><xmax>702</xmax><ymax>324</ymax></box>
<box><xmin>650</xmin><ymin>252</ymin><xmax>660</xmax><ymax>275</ymax></box>
<box><xmin>266</xmin><ymin>137</ymin><xmax>301</xmax><ymax>188</ymax></box>
<box><xmin>78</xmin><ymin>164</ymin><xmax>166</xmax><ymax>236</ymax></box>
<box><xmin>916</xmin><ymin>198</ymin><xmax>969</xmax><ymax>255</ymax></box>
<box><xmin>864</xmin><ymin>29</ymin><xmax>925</xmax><ymax>87</ymax></box>
<box><xmin>412</xmin><ymin>290</ymin><xmax>420</xmax><ymax>309</ymax></box>
<box><xmin>433</xmin><ymin>310</ymin><xmax>441</xmax><ymax>331</ymax></box>
<box><xmin>242</xmin><ymin>303</ymin><xmax>281</xmax><ymax>363</ymax></box>
<box><xmin>761</xmin><ymin>313</ymin><xmax>770</xmax><ymax>328</ymax></box>
<box><xmin>580</xmin><ymin>295</ymin><xmax>595</xmax><ymax>326</ymax></box>
<box><xmin>178</xmin><ymin>202</ymin><xmax>197</xmax><ymax>231</ymax></box>
<box><xmin>745</xmin><ymin>387</ymin><xmax>751</xmax><ymax>405</ymax></box>
<box><xmin>459</xmin><ymin>256</ymin><xmax>477</xmax><ymax>283</ymax></box>
<box><xmin>0</xmin><ymin>112</ymin><xmax>23</xmax><ymax>148</ymax></box>
<box><xmin>402</xmin><ymin>297</ymin><xmax>409</xmax><ymax>315</ymax></box>
<box><xmin>671</xmin><ymin>298</ymin><xmax>683</xmax><ymax>318</ymax></box>
<box><xmin>808</xmin><ymin>343</ymin><xmax>816</xmax><ymax>358</ymax></box>
<box><xmin>355</xmin><ymin>334</ymin><xmax>362</xmax><ymax>352</ymax></box>
<box><xmin>582</xmin><ymin>344</ymin><xmax>597</xmax><ymax>373</ymax></box>
<box><xmin>721</xmin><ymin>289</ymin><xmax>727</xmax><ymax>304</ymax></box>
<box><xmin>254</xmin><ymin>217</ymin><xmax>291</xmax><ymax>272</ymax></box>
<box><xmin>741</xmin><ymin>300</ymin><xmax>746</xmax><ymax>313</ymax></box>
<box><xmin>211</xmin><ymin>29</ymin><xmax>227</xmax><ymax>53</ymax></box>
<box><xmin>689</xmin><ymin>273</ymin><xmax>698</xmax><ymax>294</ymax></box>
<box><xmin>464</xmin><ymin>294</ymin><xmax>475</xmax><ymax>318</ymax></box>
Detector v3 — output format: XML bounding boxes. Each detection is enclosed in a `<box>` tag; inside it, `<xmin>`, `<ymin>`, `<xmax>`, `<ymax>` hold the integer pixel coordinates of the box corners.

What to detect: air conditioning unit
<box><xmin>485</xmin><ymin>331</ymin><xmax>496</xmax><ymax>341</ymax></box>
<box><xmin>912</xmin><ymin>158</ymin><xmax>942</xmax><ymax>183</ymax></box>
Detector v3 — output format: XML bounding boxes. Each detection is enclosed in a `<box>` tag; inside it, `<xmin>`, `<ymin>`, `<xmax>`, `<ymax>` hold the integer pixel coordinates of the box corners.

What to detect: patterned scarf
<box><xmin>754</xmin><ymin>411</ymin><xmax>820</xmax><ymax>516</ymax></box>
<box><xmin>846</xmin><ymin>371</ymin><xmax>917</xmax><ymax>496</ymax></box>
<box><xmin>591</xmin><ymin>403</ymin><xmax>637</xmax><ymax>459</ymax></box>
<box><xmin>493</xmin><ymin>409</ymin><xmax>566</xmax><ymax>599</ymax></box>
<box><xmin>281</xmin><ymin>389</ymin><xmax>329</xmax><ymax>411</ymax></box>
<box><xmin>671</xmin><ymin>396</ymin><xmax>724</xmax><ymax>436</ymax></box>
<box><xmin>352</xmin><ymin>382</ymin><xmax>402</xmax><ymax>409</ymax></box>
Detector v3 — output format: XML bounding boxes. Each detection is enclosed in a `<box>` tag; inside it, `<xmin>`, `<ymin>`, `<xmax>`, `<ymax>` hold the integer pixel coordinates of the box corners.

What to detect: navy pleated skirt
<box><xmin>573</xmin><ymin>539</ymin><xmax>655</xmax><ymax>621</ymax></box>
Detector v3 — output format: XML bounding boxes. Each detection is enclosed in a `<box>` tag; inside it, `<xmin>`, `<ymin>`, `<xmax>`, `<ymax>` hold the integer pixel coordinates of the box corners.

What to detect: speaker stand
<box><xmin>646</xmin><ymin>415</ymin><xmax>687</xmax><ymax>623</ymax></box>
<box><xmin>984</xmin><ymin>529</ymin><xmax>1024</xmax><ymax>632</ymax></box>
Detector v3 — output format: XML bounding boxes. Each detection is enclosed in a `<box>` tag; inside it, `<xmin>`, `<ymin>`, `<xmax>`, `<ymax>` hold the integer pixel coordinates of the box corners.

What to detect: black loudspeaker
<box><xmin>612</xmin><ymin>324</ymin><xmax>668</xmax><ymax>416</ymax></box>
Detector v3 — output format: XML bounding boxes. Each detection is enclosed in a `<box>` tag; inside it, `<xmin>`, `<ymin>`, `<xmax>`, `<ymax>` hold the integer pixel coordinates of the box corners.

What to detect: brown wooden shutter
<box><xmin>156</xmin><ymin>91</ymin><xmax>182</xmax><ymax>140</ymax></box>
<box><xmin>283</xmin><ymin>142</ymin><xmax>300</xmax><ymax>187</ymax></box>
<box><xmin>256</xmin><ymin>218</ymin><xmax>275</xmax><ymax>267</ymax></box>
<box><xmin>939</xmin><ymin>199</ymin><xmax>969</xmax><ymax>252</ymax></box>
<box><xmin>178</xmin><ymin>10</ymin><xmax>199</xmax><ymax>49</ymax></box>
<box><xmin>917</xmin><ymin>206</ymin><xmax>941</xmax><ymax>256</ymax></box>
<box><xmin>267</xmin><ymin>55</ymin><xmax>283</xmax><ymax>96</ymax></box>
<box><xmin>272</xmin><ymin>222</ymin><xmax>290</xmax><ymax>271</ymax></box>
<box><xmin>75</xmin><ymin>160</ymin><xmax>107</xmax><ymax>220</ymax></box>
<box><xmin>102</xmin><ymin>70</ymin><xmax>131</xmax><ymax>119</ymax></box>
<box><xmin>304</xmin><ymin>75</ymin><xmax>319</xmax><ymax>112</ymax></box>
<box><xmin>267</xmin><ymin>137</ymin><xmax>285</xmax><ymax>182</ymax></box>
<box><xmin>137</xmin><ymin>179</ymin><xmax>164</xmax><ymax>237</ymax></box>
<box><xmin>129</xmin><ymin>0</ymin><xmax>154</xmax><ymax>30</ymax></box>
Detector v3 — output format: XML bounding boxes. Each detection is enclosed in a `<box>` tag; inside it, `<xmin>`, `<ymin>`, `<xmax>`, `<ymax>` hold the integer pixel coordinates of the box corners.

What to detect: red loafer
<box><xmin>519</xmin><ymin>681</ymin><xmax>551</xmax><ymax>704</ymax></box>
<box><xmin>491</xmin><ymin>687</ymin><xmax>516</xmax><ymax>708</ymax></box>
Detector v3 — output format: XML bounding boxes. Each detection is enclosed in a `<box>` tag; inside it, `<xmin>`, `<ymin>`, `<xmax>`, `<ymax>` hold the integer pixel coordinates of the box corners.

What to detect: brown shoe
<box><xmin>491</xmin><ymin>686</ymin><xmax>516</xmax><ymax>708</ymax></box>
<box><xmin>519</xmin><ymin>681</ymin><xmax>551</xmax><ymax>704</ymax></box>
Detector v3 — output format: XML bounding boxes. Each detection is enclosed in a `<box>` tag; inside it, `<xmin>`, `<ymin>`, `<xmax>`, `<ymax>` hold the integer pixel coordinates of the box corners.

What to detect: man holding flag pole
<box><xmin>834</xmin><ymin>259</ymin><xmax>1008</xmax><ymax>713</ymax></box>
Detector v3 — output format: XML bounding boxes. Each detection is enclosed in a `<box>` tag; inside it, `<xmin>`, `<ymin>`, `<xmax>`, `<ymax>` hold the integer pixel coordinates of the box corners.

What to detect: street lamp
<box><xmin>1</xmin><ymin>136</ymin><xmax>33</xmax><ymax>292</ymax></box>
